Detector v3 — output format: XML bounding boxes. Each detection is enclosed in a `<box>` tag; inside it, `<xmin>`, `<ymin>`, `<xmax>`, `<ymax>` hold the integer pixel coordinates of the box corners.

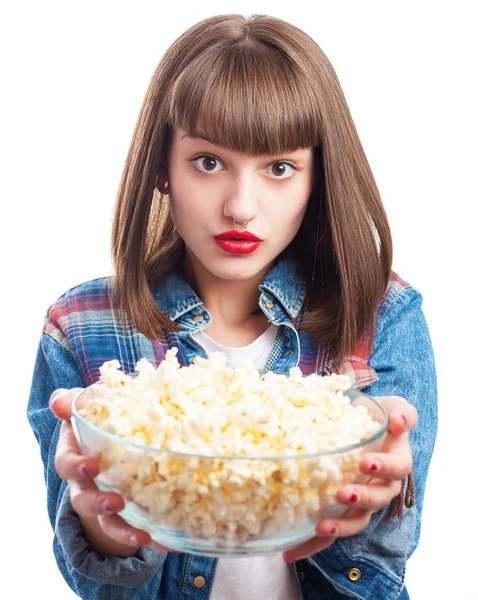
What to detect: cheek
<box><xmin>169</xmin><ymin>173</ymin><xmax>217</xmax><ymax>220</ymax></box>
<box><xmin>279</xmin><ymin>196</ymin><xmax>310</xmax><ymax>229</ymax></box>
<box><xmin>169</xmin><ymin>180</ymin><xmax>199</xmax><ymax>220</ymax></box>
<box><xmin>296</xmin><ymin>198</ymin><xmax>310</xmax><ymax>220</ymax></box>
<box><xmin>169</xmin><ymin>190</ymin><xmax>215</xmax><ymax>241</ymax></box>
<box><xmin>270</xmin><ymin>196</ymin><xmax>310</xmax><ymax>245</ymax></box>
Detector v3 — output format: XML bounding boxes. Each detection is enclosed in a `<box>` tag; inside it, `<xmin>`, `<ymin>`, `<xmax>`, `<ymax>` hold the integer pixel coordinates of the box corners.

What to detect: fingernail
<box><xmin>349</xmin><ymin>493</ymin><xmax>359</xmax><ymax>503</ymax></box>
<box><xmin>78</xmin><ymin>464</ymin><xmax>90</xmax><ymax>478</ymax></box>
<box><xmin>367</xmin><ymin>460</ymin><xmax>381</xmax><ymax>473</ymax></box>
<box><xmin>400</xmin><ymin>413</ymin><xmax>409</xmax><ymax>428</ymax></box>
<box><xmin>102</xmin><ymin>500</ymin><xmax>115</xmax><ymax>513</ymax></box>
<box><xmin>329</xmin><ymin>526</ymin><xmax>338</xmax><ymax>536</ymax></box>
<box><xmin>51</xmin><ymin>389</ymin><xmax>69</xmax><ymax>408</ymax></box>
<box><xmin>316</xmin><ymin>522</ymin><xmax>338</xmax><ymax>536</ymax></box>
<box><xmin>129</xmin><ymin>534</ymin><xmax>140</xmax><ymax>546</ymax></box>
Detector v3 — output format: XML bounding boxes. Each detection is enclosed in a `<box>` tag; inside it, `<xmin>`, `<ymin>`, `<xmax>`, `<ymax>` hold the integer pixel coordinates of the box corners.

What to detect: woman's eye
<box><xmin>265</xmin><ymin>162</ymin><xmax>295</xmax><ymax>180</ymax></box>
<box><xmin>191</xmin><ymin>155</ymin><xmax>224</xmax><ymax>174</ymax></box>
<box><xmin>190</xmin><ymin>155</ymin><xmax>297</xmax><ymax>182</ymax></box>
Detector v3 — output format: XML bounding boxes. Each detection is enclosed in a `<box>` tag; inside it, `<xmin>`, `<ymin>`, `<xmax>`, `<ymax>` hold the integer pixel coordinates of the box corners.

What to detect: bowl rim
<box><xmin>71</xmin><ymin>374</ymin><xmax>389</xmax><ymax>462</ymax></box>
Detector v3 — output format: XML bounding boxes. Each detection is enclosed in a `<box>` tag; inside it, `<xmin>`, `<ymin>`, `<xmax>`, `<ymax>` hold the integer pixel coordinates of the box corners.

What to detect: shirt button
<box><xmin>348</xmin><ymin>567</ymin><xmax>361</xmax><ymax>582</ymax></box>
<box><xmin>193</xmin><ymin>315</ymin><xmax>205</xmax><ymax>322</ymax></box>
<box><xmin>265</xmin><ymin>300</ymin><xmax>274</xmax><ymax>309</ymax></box>
<box><xmin>193</xmin><ymin>575</ymin><xmax>206</xmax><ymax>588</ymax></box>
<box><xmin>299</xmin><ymin>571</ymin><xmax>307</xmax><ymax>582</ymax></box>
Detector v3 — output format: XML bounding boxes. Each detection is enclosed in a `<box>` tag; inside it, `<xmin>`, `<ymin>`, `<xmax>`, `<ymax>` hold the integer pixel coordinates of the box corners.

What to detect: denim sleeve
<box><xmin>362</xmin><ymin>284</ymin><xmax>438</xmax><ymax>543</ymax></box>
<box><xmin>27</xmin><ymin>330</ymin><xmax>167</xmax><ymax>598</ymax></box>
<box><xmin>309</xmin><ymin>284</ymin><xmax>438</xmax><ymax>599</ymax></box>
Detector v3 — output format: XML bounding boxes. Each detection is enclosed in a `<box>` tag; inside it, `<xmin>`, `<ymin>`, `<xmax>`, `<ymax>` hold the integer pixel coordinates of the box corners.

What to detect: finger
<box><xmin>49</xmin><ymin>388</ymin><xmax>84</xmax><ymax>420</ymax></box>
<box><xmin>54</xmin><ymin>420</ymin><xmax>99</xmax><ymax>481</ymax></box>
<box><xmin>315</xmin><ymin>507</ymin><xmax>372</xmax><ymax>538</ymax></box>
<box><xmin>98</xmin><ymin>512</ymin><xmax>153</xmax><ymax>547</ymax></box>
<box><xmin>377</xmin><ymin>396</ymin><xmax>418</xmax><ymax>435</ymax></box>
<box><xmin>283</xmin><ymin>536</ymin><xmax>335</xmax><ymax>564</ymax></box>
<box><xmin>388</xmin><ymin>408</ymin><xmax>417</xmax><ymax>436</ymax></box>
<box><xmin>69</xmin><ymin>478</ymin><xmax>125</xmax><ymax>517</ymax></box>
<box><xmin>360</xmin><ymin>443</ymin><xmax>413</xmax><ymax>480</ymax></box>
<box><xmin>336</xmin><ymin>479</ymin><xmax>403</xmax><ymax>511</ymax></box>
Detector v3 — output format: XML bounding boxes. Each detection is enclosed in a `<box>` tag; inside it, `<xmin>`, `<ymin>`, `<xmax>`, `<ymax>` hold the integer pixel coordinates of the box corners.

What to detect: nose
<box><xmin>223</xmin><ymin>174</ymin><xmax>258</xmax><ymax>226</ymax></box>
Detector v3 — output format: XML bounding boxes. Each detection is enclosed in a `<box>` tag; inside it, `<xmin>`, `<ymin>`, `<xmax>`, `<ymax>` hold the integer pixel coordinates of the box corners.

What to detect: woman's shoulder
<box><xmin>375</xmin><ymin>270</ymin><xmax>424</xmax><ymax>334</ymax></box>
<box><xmin>43</xmin><ymin>276</ymin><xmax>117</xmax><ymax>347</ymax></box>
<box><xmin>46</xmin><ymin>276</ymin><xmax>116</xmax><ymax>319</ymax></box>
<box><xmin>50</xmin><ymin>276</ymin><xmax>114</xmax><ymax>306</ymax></box>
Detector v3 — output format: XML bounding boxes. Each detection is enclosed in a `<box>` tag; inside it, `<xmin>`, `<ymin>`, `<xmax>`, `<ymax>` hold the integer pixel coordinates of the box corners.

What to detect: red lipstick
<box><xmin>214</xmin><ymin>230</ymin><xmax>262</xmax><ymax>255</ymax></box>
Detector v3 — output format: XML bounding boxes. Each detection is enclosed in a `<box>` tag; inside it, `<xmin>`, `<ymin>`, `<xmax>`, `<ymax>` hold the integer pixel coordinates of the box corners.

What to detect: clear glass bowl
<box><xmin>71</xmin><ymin>374</ymin><xmax>388</xmax><ymax>557</ymax></box>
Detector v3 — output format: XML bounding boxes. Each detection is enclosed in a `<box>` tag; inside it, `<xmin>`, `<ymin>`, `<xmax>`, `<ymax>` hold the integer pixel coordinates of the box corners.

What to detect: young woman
<box><xmin>27</xmin><ymin>13</ymin><xmax>437</xmax><ymax>600</ymax></box>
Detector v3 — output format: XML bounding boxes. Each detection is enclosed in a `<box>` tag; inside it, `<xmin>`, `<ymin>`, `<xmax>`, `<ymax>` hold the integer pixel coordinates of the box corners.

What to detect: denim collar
<box><xmin>152</xmin><ymin>253</ymin><xmax>307</xmax><ymax>322</ymax></box>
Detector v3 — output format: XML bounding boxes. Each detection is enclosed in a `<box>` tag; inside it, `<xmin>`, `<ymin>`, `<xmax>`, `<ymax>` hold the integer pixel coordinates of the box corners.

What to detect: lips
<box><xmin>214</xmin><ymin>230</ymin><xmax>262</xmax><ymax>242</ymax></box>
<box><xmin>214</xmin><ymin>229</ymin><xmax>262</xmax><ymax>255</ymax></box>
<box><xmin>214</xmin><ymin>239</ymin><xmax>262</xmax><ymax>254</ymax></box>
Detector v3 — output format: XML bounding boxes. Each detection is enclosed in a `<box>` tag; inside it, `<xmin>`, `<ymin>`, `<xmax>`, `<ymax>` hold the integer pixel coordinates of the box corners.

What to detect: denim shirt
<box><xmin>27</xmin><ymin>255</ymin><xmax>438</xmax><ymax>600</ymax></box>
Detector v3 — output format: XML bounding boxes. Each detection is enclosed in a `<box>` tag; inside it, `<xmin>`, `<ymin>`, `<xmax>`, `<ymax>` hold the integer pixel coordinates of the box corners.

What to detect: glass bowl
<box><xmin>71</xmin><ymin>373</ymin><xmax>388</xmax><ymax>557</ymax></box>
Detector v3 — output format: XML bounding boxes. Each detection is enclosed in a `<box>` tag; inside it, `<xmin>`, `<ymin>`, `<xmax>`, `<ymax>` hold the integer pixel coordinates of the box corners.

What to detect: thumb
<box><xmin>49</xmin><ymin>388</ymin><xmax>85</xmax><ymax>420</ymax></box>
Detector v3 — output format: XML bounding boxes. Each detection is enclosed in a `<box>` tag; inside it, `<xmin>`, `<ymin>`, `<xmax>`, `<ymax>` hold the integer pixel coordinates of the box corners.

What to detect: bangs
<box><xmin>167</xmin><ymin>42</ymin><xmax>322</xmax><ymax>156</ymax></box>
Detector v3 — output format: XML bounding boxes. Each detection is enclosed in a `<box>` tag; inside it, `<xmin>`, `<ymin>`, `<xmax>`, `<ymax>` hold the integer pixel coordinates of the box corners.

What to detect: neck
<box><xmin>182</xmin><ymin>250</ymin><xmax>272</xmax><ymax>327</ymax></box>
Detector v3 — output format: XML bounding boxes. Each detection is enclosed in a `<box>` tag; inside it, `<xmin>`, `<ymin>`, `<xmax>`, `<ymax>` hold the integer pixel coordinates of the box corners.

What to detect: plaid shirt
<box><xmin>28</xmin><ymin>255</ymin><xmax>437</xmax><ymax>600</ymax></box>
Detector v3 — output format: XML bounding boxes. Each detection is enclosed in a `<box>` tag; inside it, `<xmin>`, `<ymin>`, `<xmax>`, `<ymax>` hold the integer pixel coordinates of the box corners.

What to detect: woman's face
<box><xmin>162</xmin><ymin>126</ymin><xmax>315</xmax><ymax>282</ymax></box>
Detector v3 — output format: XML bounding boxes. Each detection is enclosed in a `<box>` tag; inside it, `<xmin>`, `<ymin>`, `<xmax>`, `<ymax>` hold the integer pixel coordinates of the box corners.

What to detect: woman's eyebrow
<box><xmin>180</xmin><ymin>132</ymin><xmax>226</xmax><ymax>148</ymax></box>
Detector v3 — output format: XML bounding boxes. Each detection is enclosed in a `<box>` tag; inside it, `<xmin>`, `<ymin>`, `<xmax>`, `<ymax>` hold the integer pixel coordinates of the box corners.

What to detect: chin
<box><xmin>201</xmin><ymin>254</ymin><xmax>273</xmax><ymax>281</ymax></box>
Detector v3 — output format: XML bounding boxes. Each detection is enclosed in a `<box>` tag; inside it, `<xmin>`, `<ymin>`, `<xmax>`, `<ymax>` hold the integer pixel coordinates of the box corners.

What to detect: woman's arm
<box><xmin>282</xmin><ymin>284</ymin><xmax>437</xmax><ymax>599</ymax></box>
<box><xmin>27</xmin><ymin>329</ymin><xmax>167</xmax><ymax>599</ymax></box>
<box><xmin>361</xmin><ymin>284</ymin><xmax>438</xmax><ymax>549</ymax></box>
<box><xmin>304</xmin><ymin>284</ymin><xmax>438</xmax><ymax>599</ymax></box>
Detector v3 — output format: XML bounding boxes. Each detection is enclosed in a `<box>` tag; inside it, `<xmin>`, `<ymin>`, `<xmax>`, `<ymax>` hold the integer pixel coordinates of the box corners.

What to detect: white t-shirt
<box><xmin>191</xmin><ymin>324</ymin><xmax>302</xmax><ymax>600</ymax></box>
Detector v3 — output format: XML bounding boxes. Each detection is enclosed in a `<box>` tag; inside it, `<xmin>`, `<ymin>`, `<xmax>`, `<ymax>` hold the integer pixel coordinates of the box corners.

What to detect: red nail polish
<box><xmin>329</xmin><ymin>526</ymin><xmax>338</xmax><ymax>535</ymax></box>
<box><xmin>79</xmin><ymin>464</ymin><xmax>90</xmax><ymax>478</ymax></box>
<box><xmin>369</xmin><ymin>462</ymin><xmax>379</xmax><ymax>472</ymax></box>
<box><xmin>103</xmin><ymin>500</ymin><xmax>115</xmax><ymax>512</ymax></box>
<box><xmin>349</xmin><ymin>493</ymin><xmax>358</xmax><ymax>503</ymax></box>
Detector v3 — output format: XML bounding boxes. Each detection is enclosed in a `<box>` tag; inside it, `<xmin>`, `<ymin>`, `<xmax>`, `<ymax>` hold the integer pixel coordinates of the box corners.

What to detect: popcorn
<box><xmin>79</xmin><ymin>348</ymin><xmax>381</xmax><ymax>545</ymax></box>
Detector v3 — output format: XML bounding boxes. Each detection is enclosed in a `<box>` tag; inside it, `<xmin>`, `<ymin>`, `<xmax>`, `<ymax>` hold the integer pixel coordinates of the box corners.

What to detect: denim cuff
<box><xmin>55</xmin><ymin>486</ymin><xmax>167</xmax><ymax>586</ymax></box>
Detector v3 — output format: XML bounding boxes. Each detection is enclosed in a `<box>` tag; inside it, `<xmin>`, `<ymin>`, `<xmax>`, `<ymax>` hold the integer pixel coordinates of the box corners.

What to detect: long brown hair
<box><xmin>111</xmin><ymin>13</ymin><xmax>392</xmax><ymax>368</ymax></box>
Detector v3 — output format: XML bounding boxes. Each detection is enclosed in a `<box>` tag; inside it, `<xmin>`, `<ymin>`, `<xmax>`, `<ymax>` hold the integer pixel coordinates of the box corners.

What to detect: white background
<box><xmin>2</xmin><ymin>1</ymin><xmax>477</xmax><ymax>598</ymax></box>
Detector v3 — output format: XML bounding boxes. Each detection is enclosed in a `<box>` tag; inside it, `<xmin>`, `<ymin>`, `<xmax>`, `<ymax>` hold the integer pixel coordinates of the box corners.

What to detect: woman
<box><xmin>27</xmin><ymin>13</ymin><xmax>437</xmax><ymax>600</ymax></box>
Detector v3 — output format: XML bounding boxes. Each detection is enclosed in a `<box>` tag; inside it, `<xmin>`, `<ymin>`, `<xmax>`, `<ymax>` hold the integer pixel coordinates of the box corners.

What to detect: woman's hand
<box><xmin>282</xmin><ymin>395</ymin><xmax>418</xmax><ymax>564</ymax></box>
<box><xmin>49</xmin><ymin>388</ymin><xmax>181</xmax><ymax>557</ymax></box>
